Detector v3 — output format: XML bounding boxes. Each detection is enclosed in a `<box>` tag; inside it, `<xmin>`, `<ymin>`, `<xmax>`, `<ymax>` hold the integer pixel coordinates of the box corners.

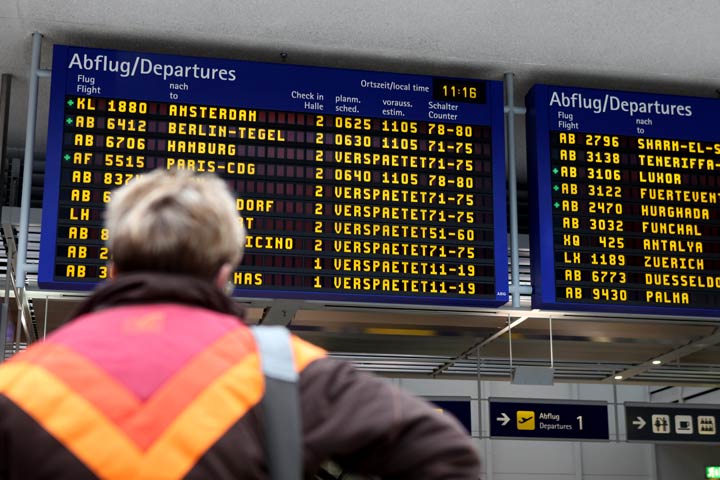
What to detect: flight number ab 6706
<box><xmin>105</xmin><ymin>136</ymin><xmax>146</xmax><ymax>149</ymax></box>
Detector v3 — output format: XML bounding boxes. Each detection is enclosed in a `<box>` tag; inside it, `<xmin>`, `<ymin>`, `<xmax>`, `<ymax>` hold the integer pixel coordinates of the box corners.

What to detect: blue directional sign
<box><xmin>626</xmin><ymin>403</ymin><xmax>720</xmax><ymax>444</ymax></box>
<box><xmin>431</xmin><ymin>399</ymin><xmax>472</xmax><ymax>434</ymax></box>
<box><xmin>490</xmin><ymin>399</ymin><xmax>609</xmax><ymax>440</ymax></box>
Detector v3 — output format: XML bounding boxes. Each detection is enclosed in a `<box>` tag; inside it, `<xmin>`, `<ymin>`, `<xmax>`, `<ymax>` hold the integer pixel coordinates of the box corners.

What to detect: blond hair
<box><xmin>105</xmin><ymin>169</ymin><xmax>246</xmax><ymax>280</ymax></box>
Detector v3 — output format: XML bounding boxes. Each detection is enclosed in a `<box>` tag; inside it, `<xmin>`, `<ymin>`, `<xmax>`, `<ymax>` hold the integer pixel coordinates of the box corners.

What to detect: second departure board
<box><xmin>527</xmin><ymin>84</ymin><xmax>720</xmax><ymax>315</ymax></box>
<box><xmin>39</xmin><ymin>45</ymin><xmax>508</xmax><ymax>307</ymax></box>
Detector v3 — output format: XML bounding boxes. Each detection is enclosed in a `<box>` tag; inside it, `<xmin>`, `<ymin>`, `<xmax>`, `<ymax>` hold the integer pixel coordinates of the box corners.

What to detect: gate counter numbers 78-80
<box><xmin>40</xmin><ymin>45</ymin><xmax>508</xmax><ymax>308</ymax></box>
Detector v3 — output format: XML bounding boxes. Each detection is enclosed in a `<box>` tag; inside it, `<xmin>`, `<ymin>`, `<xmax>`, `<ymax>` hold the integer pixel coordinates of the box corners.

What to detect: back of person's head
<box><xmin>105</xmin><ymin>168</ymin><xmax>245</xmax><ymax>281</ymax></box>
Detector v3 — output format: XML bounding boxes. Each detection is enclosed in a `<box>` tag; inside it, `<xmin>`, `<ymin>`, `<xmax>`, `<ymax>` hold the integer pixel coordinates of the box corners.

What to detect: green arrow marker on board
<box><xmin>63</xmin><ymin>154</ymin><xmax>71</xmax><ymax>161</ymax></box>
<box><xmin>67</xmin><ymin>99</ymin><xmax>74</xmax><ymax>107</ymax></box>
<box><xmin>553</xmin><ymin>185</ymin><xmax>559</xmax><ymax>192</ymax></box>
<box><xmin>554</xmin><ymin>202</ymin><xmax>560</xmax><ymax>208</ymax></box>
<box><xmin>66</xmin><ymin>117</ymin><xmax>73</xmax><ymax>125</ymax></box>
<box><xmin>552</xmin><ymin>167</ymin><xmax>559</xmax><ymax>175</ymax></box>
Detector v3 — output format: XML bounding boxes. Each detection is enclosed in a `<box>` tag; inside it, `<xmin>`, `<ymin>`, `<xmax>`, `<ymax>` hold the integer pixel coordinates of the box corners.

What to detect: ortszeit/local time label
<box><xmin>489</xmin><ymin>399</ymin><xmax>609</xmax><ymax>440</ymax></box>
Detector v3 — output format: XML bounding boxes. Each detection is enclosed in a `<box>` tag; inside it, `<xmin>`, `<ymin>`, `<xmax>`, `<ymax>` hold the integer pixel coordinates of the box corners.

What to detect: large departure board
<box><xmin>527</xmin><ymin>84</ymin><xmax>720</xmax><ymax>315</ymax></box>
<box><xmin>39</xmin><ymin>45</ymin><xmax>508</xmax><ymax>307</ymax></box>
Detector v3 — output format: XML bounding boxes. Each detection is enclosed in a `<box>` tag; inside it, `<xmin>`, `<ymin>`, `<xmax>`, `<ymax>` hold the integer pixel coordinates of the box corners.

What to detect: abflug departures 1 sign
<box><xmin>489</xmin><ymin>399</ymin><xmax>609</xmax><ymax>440</ymax></box>
<box><xmin>40</xmin><ymin>45</ymin><xmax>508</xmax><ymax>307</ymax></box>
<box><xmin>527</xmin><ymin>84</ymin><xmax>720</xmax><ymax>316</ymax></box>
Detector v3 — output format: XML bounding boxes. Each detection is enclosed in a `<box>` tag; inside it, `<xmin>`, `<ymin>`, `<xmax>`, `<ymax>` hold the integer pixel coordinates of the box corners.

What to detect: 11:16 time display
<box><xmin>432</xmin><ymin>79</ymin><xmax>487</xmax><ymax>104</ymax></box>
<box><xmin>442</xmin><ymin>85</ymin><xmax>478</xmax><ymax>100</ymax></box>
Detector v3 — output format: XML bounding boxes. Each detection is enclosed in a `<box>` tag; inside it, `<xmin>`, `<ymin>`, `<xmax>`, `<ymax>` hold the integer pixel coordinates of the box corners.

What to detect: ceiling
<box><xmin>2</xmin><ymin>0</ymin><xmax>720</xmax><ymax>389</ymax></box>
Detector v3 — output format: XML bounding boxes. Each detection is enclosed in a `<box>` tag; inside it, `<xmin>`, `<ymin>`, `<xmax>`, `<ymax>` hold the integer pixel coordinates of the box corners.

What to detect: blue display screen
<box><xmin>40</xmin><ymin>45</ymin><xmax>508</xmax><ymax>307</ymax></box>
<box><xmin>527</xmin><ymin>84</ymin><xmax>720</xmax><ymax>316</ymax></box>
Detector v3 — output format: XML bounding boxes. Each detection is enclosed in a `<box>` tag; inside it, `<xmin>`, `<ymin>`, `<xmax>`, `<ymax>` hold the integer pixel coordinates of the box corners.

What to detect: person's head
<box><xmin>105</xmin><ymin>168</ymin><xmax>246</xmax><ymax>287</ymax></box>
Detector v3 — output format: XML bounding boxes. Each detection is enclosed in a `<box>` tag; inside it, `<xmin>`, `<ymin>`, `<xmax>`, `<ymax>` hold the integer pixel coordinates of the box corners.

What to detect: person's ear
<box><xmin>108</xmin><ymin>261</ymin><xmax>117</xmax><ymax>279</ymax></box>
<box><xmin>214</xmin><ymin>263</ymin><xmax>234</xmax><ymax>291</ymax></box>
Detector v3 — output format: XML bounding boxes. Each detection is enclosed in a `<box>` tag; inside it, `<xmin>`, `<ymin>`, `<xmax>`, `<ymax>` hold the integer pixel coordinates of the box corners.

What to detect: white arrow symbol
<box><xmin>632</xmin><ymin>417</ymin><xmax>646</xmax><ymax>430</ymax></box>
<box><xmin>496</xmin><ymin>412</ymin><xmax>510</xmax><ymax>426</ymax></box>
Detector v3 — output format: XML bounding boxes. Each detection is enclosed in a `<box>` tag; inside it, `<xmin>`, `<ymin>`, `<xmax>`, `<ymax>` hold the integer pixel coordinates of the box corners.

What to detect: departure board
<box><xmin>39</xmin><ymin>45</ymin><xmax>508</xmax><ymax>307</ymax></box>
<box><xmin>527</xmin><ymin>84</ymin><xmax>720</xmax><ymax>315</ymax></box>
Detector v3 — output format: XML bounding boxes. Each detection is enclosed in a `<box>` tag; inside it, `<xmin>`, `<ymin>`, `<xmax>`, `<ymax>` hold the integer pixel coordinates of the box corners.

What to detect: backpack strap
<box><xmin>251</xmin><ymin>326</ymin><xmax>302</xmax><ymax>480</ymax></box>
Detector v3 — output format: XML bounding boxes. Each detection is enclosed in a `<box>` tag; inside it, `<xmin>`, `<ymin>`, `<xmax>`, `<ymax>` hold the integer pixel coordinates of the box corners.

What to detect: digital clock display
<box><xmin>527</xmin><ymin>84</ymin><xmax>720</xmax><ymax>316</ymax></box>
<box><xmin>432</xmin><ymin>79</ymin><xmax>487</xmax><ymax>104</ymax></box>
<box><xmin>40</xmin><ymin>45</ymin><xmax>509</xmax><ymax>308</ymax></box>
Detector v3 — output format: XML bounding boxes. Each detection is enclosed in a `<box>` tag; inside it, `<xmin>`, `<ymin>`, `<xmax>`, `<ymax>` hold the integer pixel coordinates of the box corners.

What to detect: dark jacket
<box><xmin>0</xmin><ymin>273</ymin><xmax>480</xmax><ymax>479</ymax></box>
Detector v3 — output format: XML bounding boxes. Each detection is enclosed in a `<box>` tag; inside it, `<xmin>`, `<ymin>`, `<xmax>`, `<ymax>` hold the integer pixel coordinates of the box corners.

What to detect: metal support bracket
<box><xmin>504</xmin><ymin>72</ymin><xmax>529</xmax><ymax>308</ymax></box>
<box><xmin>0</xmin><ymin>73</ymin><xmax>11</xmax><ymax>206</ymax></box>
<box><xmin>16</xmin><ymin>32</ymin><xmax>46</xmax><ymax>291</ymax></box>
<box><xmin>259</xmin><ymin>300</ymin><xmax>303</xmax><ymax>326</ymax></box>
